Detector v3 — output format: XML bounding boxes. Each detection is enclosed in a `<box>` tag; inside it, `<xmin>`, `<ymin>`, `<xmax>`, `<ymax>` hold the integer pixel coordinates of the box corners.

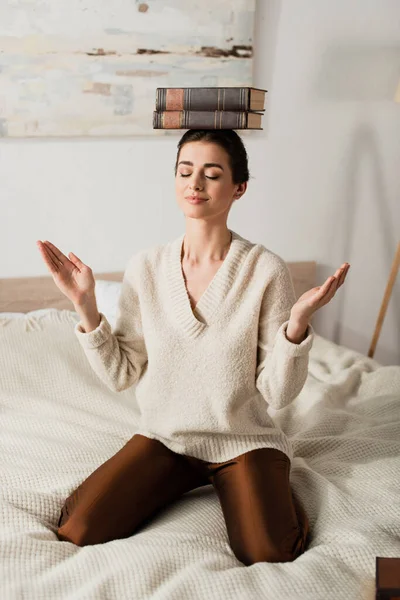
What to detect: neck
<box><xmin>181</xmin><ymin>229</ymin><xmax>232</xmax><ymax>265</ymax></box>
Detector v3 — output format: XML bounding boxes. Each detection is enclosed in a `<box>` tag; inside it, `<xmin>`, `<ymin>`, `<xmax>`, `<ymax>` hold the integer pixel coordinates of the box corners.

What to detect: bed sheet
<box><xmin>0</xmin><ymin>309</ymin><xmax>399</xmax><ymax>600</ymax></box>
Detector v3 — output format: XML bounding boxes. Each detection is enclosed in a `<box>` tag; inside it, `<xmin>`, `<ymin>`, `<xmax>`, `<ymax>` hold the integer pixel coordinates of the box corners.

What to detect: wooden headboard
<box><xmin>0</xmin><ymin>262</ymin><xmax>316</xmax><ymax>313</ymax></box>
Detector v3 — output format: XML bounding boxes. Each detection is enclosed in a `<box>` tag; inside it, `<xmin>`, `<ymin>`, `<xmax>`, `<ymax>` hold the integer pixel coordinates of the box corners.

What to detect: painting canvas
<box><xmin>0</xmin><ymin>0</ymin><xmax>256</xmax><ymax>137</ymax></box>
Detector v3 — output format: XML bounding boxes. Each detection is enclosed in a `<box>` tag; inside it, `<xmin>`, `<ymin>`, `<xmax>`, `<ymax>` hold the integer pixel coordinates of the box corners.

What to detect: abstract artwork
<box><xmin>0</xmin><ymin>0</ymin><xmax>256</xmax><ymax>137</ymax></box>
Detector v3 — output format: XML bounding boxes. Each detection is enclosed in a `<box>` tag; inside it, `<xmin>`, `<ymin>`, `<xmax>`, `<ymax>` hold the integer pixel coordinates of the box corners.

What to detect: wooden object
<box><xmin>368</xmin><ymin>242</ymin><xmax>400</xmax><ymax>358</ymax></box>
<box><xmin>0</xmin><ymin>262</ymin><xmax>317</xmax><ymax>314</ymax></box>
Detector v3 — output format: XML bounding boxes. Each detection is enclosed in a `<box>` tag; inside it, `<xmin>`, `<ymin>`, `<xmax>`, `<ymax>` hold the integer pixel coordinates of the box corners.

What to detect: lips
<box><xmin>186</xmin><ymin>196</ymin><xmax>208</xmax><ymax>204</ymax></box>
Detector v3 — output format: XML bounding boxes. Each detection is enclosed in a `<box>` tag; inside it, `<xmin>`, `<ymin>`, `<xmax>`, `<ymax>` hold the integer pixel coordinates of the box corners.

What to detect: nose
<box><xmin>189</xmin><ymin>173</ymin><xmax>203</xmax><ymax>191</ymax></box>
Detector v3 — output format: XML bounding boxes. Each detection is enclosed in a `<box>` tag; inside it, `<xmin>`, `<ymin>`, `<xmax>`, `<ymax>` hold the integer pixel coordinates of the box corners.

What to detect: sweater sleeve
<box><xmin>255</xmin><ymin>258</ymin><xmax>314</xmax><ymax>410</ymax></box>
<box><xmin>74</xmin><ymin>254</ymin><xmax>148</xmax><ymax>392</ymax></box>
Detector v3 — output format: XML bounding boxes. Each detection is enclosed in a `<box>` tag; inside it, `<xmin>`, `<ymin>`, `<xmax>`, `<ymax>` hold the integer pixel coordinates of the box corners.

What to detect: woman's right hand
<box><xmin>36</xmin><ymin>240</ymin><xmax>96</xmax><ymax>306</ymax></box>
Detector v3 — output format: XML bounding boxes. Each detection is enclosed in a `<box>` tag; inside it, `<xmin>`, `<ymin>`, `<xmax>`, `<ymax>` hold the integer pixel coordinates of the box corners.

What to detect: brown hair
<box><xmin>174</xmin><ymin>129</ymin><xmax>250</xmax><ymax>184</ymax></box>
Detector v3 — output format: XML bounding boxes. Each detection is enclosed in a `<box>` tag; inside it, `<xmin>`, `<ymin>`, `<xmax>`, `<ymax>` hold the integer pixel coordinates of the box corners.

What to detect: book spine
<box><xmin>156</xmin><ymin>88</ymin><xmax>252</xmax><ymax>112</ymax></box>
<box><xmin>153</xmin><ymin>110</ymin><xmax>254</xmax><ymax>129</ymax></box>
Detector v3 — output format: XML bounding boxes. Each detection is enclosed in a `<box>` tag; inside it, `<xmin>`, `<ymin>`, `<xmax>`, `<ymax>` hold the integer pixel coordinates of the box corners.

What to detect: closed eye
<box><xmin>179</xmin><ymin>174</ymin><xmax>219</xmax><ymax>180</ymax></box>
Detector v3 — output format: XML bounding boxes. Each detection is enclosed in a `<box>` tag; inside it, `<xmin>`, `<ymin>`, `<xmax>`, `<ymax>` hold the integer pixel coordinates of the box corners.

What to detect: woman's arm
<box><xmin>74</xmin><ymin>296</ymin><xmax>101</xmax><ymax>333</ymax></box>
<box><xmin>286</xmin><ymin>316</ymin><xmax>309</xmax><ymax>344</ymax></box>
<box><xmin>74</xmin><ymin>254</ymin><xmax>148</xmax><ymax>393</ymax></box>
<box><xmin>255</xmin><ymin>260</ymin><xmax>314</xmax><ymax>411</ymax></box>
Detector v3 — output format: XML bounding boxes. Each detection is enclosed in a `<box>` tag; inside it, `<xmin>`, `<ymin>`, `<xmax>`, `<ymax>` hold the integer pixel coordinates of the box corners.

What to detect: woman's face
<box><xmin>175</xmin><ymin>141</ymin><xmax>246</xmax><ymax>221</ymax></box>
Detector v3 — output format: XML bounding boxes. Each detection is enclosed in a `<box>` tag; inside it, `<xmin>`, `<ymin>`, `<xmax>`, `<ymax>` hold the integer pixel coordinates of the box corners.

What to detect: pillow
<box><xmin>0</xmin><ymin>281</ymin><xmax>122</xmax><ymax>329</ymax></box>
<box><xmin>94</xmin><ymin>280</ymin><xmax>122</xmax><ymax>329</ymax></box>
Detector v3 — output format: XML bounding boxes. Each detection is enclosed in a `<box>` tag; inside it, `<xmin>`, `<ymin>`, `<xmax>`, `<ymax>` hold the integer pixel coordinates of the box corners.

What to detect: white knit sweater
<box><xmin>74</xmin><ymin>229</ymin><xmax>315</xmax><ymax>463</ymax></box>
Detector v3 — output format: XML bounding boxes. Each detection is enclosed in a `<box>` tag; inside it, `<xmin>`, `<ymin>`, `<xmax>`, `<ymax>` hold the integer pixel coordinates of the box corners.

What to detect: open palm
<box><xmin>291</xmin><ymin>263</ymin><xmax>350</xmax><ymax>322</ymax></box>
<box><xmin>36</xmin><ymin>240</ymin><xmax>95</xmax><ymax>306</ymax></box>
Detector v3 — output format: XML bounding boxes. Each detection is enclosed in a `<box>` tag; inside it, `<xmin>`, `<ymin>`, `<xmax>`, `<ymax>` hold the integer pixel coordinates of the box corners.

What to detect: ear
<box><xmin>234</xmin><ymin>181</ymin><xmax>247</xmax><ymax>199</ymax></box>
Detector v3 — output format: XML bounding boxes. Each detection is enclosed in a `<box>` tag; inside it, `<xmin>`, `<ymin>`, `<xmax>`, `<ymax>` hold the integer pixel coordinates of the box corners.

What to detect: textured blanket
<box><xmin>0</xmin><ymin>309</ymin><xmax>399</xmax><ymax>600</ymax></box>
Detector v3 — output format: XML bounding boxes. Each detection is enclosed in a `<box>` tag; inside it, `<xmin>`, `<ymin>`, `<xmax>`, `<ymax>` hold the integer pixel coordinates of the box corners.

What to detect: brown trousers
<box><xmin>56</xmin><ymin>434</ymin><xmax>310</xmax><ymax>566</ymax></box>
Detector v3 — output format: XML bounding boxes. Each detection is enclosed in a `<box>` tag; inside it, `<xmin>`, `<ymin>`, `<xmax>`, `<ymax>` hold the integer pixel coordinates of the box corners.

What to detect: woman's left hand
<box><xmin>291</xmin><ymin>263</ymin><xmax>350</xmax><ymax>323</ymax></box>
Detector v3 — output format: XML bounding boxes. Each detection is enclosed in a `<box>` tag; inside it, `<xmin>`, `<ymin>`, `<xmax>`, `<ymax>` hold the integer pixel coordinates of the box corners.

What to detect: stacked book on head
<box><xmin>153</xmin><ymin>87</ymin><xmax>267</xmax><ymax>130</ymax></box>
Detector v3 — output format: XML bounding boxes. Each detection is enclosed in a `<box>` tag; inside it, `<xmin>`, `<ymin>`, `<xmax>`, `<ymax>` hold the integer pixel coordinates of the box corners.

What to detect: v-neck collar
<box><xmin>166</xmin><ymin>229</ymin><xmax>251</xmax><ymax>338</ymax></box>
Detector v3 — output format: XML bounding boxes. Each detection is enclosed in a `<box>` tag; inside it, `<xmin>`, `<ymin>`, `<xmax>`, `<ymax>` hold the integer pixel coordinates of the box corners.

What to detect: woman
<box><xmin>37</xmin><ymin>129</ymin><xmax>349</xmax><ymax>566</ymax></box>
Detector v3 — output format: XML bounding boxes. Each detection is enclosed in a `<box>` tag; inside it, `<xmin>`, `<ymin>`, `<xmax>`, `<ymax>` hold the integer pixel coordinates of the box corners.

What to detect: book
<box><xmin>155</xmin><ymin>87</ymin><xmax>267</xmax><ymax>112</ymax></box>
<box><xmin>153</xmin><ymin>110</ymin><xmax>263</xmax><ymax>130</ymax></box>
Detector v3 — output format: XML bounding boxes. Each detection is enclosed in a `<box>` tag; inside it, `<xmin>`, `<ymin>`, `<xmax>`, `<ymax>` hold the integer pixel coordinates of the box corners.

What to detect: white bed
<box><xmin>0</xmin><ymin>266</ymin><xmax>399</xmax><ymax>600</ymax></box>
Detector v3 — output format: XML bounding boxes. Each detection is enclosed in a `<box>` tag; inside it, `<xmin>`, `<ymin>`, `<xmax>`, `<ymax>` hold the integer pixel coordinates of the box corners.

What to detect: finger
<box><xmin>43</xmin><ymin>240</ymin><xmax>68</xmax><ymax>265</ymax></box>
<box><xmin>37</xmin><ymin>240</ymin><xmax>57</xmax><ymax>268</ymax></box>
<box><xmin>333</xmin><ymin>265</ymin><xmax>344</xmax><ymax>280</ymax></box>
<box><xmin>329</xmin><ymin>269</ymin><xmax>347</xmax><ymax>296</ymax></box>
<box><xmin>330</xmin><ymin>263</ymin><xmax>348</xmax><ymax>290</ymax></box>
<box><xmin>324</xmin><ymin>276</ymin><xmax>336</xmax><ymax>291</ymax></box>
<box><xmin>68</xmin><ymin>251</ymin><xmax>86</xmax><ymax>271</ymax></box>
<box><xmin>320</xmin><ymin>263</ymin><xmax>349</xmax><ymax>299</ymax></box>
<box><xmin>41</xmin><ymin>243</ymin><xmax>63</xmax><ymax>266</ymax></box>
<box><xmin>335</xmin><ymin>265</ymin><xmax>346</xmax><ymax>288</ymax></box>
<box><xmin>327</xmin><ymin>275</ymin><xmax>340</xmax><ymax>296</ymax></box>
<box><xmin>338</xmin><ymin>264</ymin><xmax>350</xmax><ymax>287</ymax></box>
<box><xmin>37</xmin><ymin>241</ymin><xmax>60</xmax><ymax>272</ymax></box>
<box><xmin>317</xmin><ymin>277</ymin><xmax>334</xmax><ymax>299</ymax></box>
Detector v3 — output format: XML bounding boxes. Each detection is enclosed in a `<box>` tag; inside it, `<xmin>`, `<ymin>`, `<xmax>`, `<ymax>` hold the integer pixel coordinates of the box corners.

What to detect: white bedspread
<box><xmin>0</xmin><ymin>309</ymin><xmax>399</xmax><ymax>600</ymax></box>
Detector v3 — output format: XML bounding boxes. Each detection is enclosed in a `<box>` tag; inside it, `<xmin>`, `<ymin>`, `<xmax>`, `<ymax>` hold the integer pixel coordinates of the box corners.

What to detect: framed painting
<box><xmin>0</xmin><ymin>0</ymin><xmax>256</xmax><ymax>137</ymax></box>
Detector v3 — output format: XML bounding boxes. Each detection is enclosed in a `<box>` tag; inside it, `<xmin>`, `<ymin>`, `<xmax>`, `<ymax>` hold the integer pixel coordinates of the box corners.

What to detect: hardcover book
<box><xmin>153</xmin><ymin>110</ymin><xmax>263</xmax><ymax>130</ymax></box>
<box><xmin>155</xmin><ymin>87</ymin><xmax>267</xmax><ymax>112</ymax></box>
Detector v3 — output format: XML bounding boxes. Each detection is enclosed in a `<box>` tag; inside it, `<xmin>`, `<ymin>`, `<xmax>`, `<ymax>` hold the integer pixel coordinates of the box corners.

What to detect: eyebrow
<box><xmin>177</xmin><ymin>161</ymin><xmax>224</xmax><ymax>171</ymax></box>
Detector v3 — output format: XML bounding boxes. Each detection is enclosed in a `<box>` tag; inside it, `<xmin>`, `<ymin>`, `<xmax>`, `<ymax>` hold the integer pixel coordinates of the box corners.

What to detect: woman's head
<box><xmin>174</xmin><ymin>129</ymin><xmax>249</xmax><ymax>224</ymax></box>
<box><xmin>175</xmin><ymin>130</ymin><xmax>250</xmax><ymax>185</ymax></box>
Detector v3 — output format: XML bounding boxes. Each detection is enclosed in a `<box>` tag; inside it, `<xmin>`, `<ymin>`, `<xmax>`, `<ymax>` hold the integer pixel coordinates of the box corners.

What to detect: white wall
<box><xmin>1</xmin><ymin>0</ymin><xmax>399</xmax><ymax>365</ymax></box>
